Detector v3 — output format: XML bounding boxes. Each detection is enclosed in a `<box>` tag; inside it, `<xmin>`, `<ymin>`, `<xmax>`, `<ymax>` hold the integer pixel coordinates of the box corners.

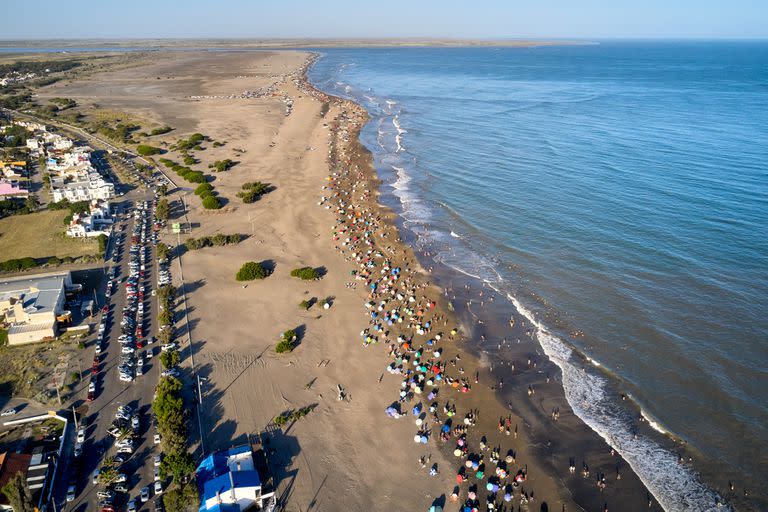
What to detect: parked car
<box><xmin>76</xmin><ymin>428</ymin><xmax>85</xmax><ymax>443</ymax></box>
<box><xmin>153</xmin><ymin>433</ymin><xmax>161</xmax><ymax>445</ymax></box>
<box><xmin>127</xmin><ymin>498</ymin><xmax>137</xmax><ymax>512</ymax></box>
<box><xmin>66</xmin><ymin>484</ymin><xmax>76</xmax><ymax>502</ymax></box>
<box><xmin>0</xmin><ymin>408</ymin><xmax>18</xmax><ymax>417</ymax></box>
<box><xmin>92</xmin><ymin>469</ymin><xmax>100</xmax><ymax>485</ymax></box>
<box><xmin>154</xmin><ymin>454</ymin><xmax>162</xmax><ymax>467</ymax></box>
<box><xmin>140</xmin><ymin>486</ymin><xmax>150</xmax><ymax>503</ymax></box>
<box><xmin>154</xmin><ymin>480</ymin><xmax>163</xmax><ymax>494</ymax></box>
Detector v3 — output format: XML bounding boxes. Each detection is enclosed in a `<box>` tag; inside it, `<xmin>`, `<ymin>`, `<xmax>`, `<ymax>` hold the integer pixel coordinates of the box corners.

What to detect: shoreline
<box><xmin>300</xmin><ymin>55</ymin><xmax>666</xmax><ymax>511</ymax></box>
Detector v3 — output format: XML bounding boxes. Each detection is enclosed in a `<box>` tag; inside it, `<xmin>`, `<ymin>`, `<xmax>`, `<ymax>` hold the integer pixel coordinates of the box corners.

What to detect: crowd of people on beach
<box><xmin>316</xmin><ymin>102</ymin><xmax>550</xmax><ymax>512</ymax></box>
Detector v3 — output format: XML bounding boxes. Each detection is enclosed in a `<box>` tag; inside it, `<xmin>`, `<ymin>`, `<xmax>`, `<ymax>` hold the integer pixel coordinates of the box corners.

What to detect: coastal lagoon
<box><xmin>309</xmin><ymin>42</ymin><xmax>768</xmax><ymax>509</ymax></box>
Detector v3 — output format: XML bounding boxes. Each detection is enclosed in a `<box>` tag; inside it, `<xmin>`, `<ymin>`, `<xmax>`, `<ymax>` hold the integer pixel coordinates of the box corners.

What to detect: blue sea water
<box><xmin>308</xmin><ymin>42</ymin><xmax>768</xmax><ymax>510</ymax></box>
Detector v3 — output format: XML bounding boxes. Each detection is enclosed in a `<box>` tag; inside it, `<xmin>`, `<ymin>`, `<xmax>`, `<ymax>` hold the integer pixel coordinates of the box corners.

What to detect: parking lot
<box><xmin>57</xmin><ymin>192</ymin><xmax>171</xmax><ymax>512</ymax></box>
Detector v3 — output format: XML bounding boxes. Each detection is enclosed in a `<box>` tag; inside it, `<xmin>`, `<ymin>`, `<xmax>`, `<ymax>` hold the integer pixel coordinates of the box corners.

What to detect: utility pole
<box><xmin>72</xmin><ymin>405</ymin><xmax>79</xmax><ymax>430</ymax></box>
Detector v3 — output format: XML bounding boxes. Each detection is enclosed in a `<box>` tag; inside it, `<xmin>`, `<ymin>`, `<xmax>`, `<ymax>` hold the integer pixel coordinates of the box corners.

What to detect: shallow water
<box><xmin>308</xmin><ymin>42</ymin><xmax>768</xmax><ymax>510</ymax></box>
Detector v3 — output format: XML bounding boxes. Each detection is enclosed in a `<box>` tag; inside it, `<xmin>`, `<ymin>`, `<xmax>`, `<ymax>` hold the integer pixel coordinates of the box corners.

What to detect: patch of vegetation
<box><xmin>184</xmin><ymin>234</ymin><xmax>242</xmax><ymax>251</ymax></box>
<box><xmin>235</xmin><ymin>261</ymin><xmax>269</xmax><ymax>281</ymax></box>
<box><xmin>208</xmin><ymin>159</ymin><xmax>235</xmax><ymax>172</ymax></box>
<box><xmin>194</xmin><ymin>183</ymin><xmax>213</xmax><ymax>196</ymax></box>
<box><xmin>157</xmin><ymin>242</ymin><xmax>170</xmax><ymax>261</ymax></box>
<box><xmin>173</xmin><ymin>133</ymin><xmax>206</xmax><ymax>151</ymax></box>
<box><xmin>136</xmin><ymin>144</ymin><xmax>162</xmax><ymax>156</ymax></box>
<box><xmin>236</xmin><ymin>181</ymin><xmax>274</xmax><ymax>203</ymax></box>
<box><xmin>202</xmin><ymin>195</ymin><xmax>221</xmax><ymax>210</ymax></box>
<box><xmin>156</xmin><ymin>198</ymin><xmax>170</xmax><ymax>221</ymax></box>
<box><xmin>0</xmin><ymin>59</ymin><xmax>80</xmax><ymax>76</ymax></box>
<box><xmin>150</xmin><ymin>126</ymin><xmax>173</xmax><ymax>136</ymax></box>
<box><xmin>299</xmin><ymin>299</ymin><xmax>313</xmax><ymax>310</ymax></box>
<box><xmin>0</xmin><ymin>93</ymin><xmax>32</xmax><ymax>110</ymax></box>
<box><xmin>162</xmin><ymin>480</ymin><xmax>199</xmax><ymax>512</ymax></box>
<box><xmin>275</xmin><ymin>329</ymin><xmax>298</xmax><ymax>354</ymax></box>
<box><xmin>1</xmin><ymin>471</ymin><xmax>34</xmax><ymax>512</ymax></box>
<box><xmin>273</xmin><ymin>404</ymin><xmax>317</xmax><ymax>427</ymax></box>
<box><xmin>160</xmin><ymin>349</ymin><xmax>180</xmax><ymax>369</ymax></box>
<box><xmin>290</xmin><ymin>266</ymin><xmax>321</xmax><ymax>280</ymax></box>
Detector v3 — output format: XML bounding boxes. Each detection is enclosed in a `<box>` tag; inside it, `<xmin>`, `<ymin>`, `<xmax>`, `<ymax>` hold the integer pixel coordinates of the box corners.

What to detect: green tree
<box><xmin>157</xmin><ymin>184</ymin><xmax>168</xmax><ymax>196</ymax></box>
<box><xmin>160</xmin><ymin>450</ymin><xmax>195</xmax><ymax>483</ymax></box>
<box><xmin>236</xmin><ymin>181</ymin><xmax>273</xmax><ymax>203</ymax></box>
<box><xmin>160</xmin><ymin>350</ymin><xmax>180</xmax><ymax>369</ymax></box>
<box><xmin>202</xmin><ymin>195</ymin><xmax>221</xmax><ymax>210</ymax></box>
<box><xmin>194</xmin><ymin>183</ymin><xmax>213</xmax><ymax>196</ymax></box>
<box><xmin>235</xmin><ymin>261</ymin><xmax>268</xmax><ymax>281</ymax></box>
<box><xmin>163</xmin><ymin>480</ymin><xmax>199</xmax><ymax>512</ymax></box>
<box><xmin>156</xmin><ymin>198</ymin><xmax>170</xmax><ymax>221</ymax></box>
<box><xmin>98</xmin><ymin>466</ymin><xmax>119</xmax><ymax>486</ymax></box>
<box><xmin>1</xmin><ymin>472</ymin><xmax>34</xmax><ymax>512</ymax></box>
<box><xmin>157</xmin><ymin>242</ymin><xmax>170</xmax><ymax>261</ymax></box>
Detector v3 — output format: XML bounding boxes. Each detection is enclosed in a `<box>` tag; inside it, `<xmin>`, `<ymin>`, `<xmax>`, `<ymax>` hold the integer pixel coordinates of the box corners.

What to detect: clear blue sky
<box><xmin>1</xmin><ymin>0</ymin><xmax>766</xmax><ymax>40</ymax></box>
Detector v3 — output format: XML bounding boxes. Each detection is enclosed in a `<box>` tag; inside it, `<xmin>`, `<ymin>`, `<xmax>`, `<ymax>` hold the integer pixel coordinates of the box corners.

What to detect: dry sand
<box><xmin>44</xmin><ymin>50</ymin><xmax>658</xmax><ymax>511</ymax></box>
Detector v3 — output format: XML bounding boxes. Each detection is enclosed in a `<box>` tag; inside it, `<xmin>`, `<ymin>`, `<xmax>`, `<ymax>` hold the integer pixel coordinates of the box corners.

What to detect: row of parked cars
<box><xmin>118</xmin><ymin>200</ymin><xmax>157</xmax><ymax>384</ymax></box>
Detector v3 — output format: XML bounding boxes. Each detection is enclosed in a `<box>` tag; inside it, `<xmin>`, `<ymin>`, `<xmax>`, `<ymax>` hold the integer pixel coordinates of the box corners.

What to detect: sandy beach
<box><xmin>39</xmin><ymin>50</ymin><xmax>662</xmax><ymax>511</ymax></box>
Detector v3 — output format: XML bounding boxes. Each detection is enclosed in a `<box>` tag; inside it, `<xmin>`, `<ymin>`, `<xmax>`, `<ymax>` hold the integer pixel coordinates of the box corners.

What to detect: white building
<box><xmin>66</xmin><ymin>199</ymin><xmax>113</xmax><ymax>238</ymax></box>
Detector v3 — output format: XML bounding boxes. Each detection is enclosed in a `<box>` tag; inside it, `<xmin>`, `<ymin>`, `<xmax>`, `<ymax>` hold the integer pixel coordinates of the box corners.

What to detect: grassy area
<box><xmin>0</xmin><ymin>210</ymin><xmax>97</xmax><ymax>261</ymax></box>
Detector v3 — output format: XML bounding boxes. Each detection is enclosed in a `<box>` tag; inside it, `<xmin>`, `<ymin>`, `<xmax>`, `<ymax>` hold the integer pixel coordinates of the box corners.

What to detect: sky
<box><xmin>1</xmin><ymin>0</ymin><xmax>766</xmax><ymax>40</ymax></box>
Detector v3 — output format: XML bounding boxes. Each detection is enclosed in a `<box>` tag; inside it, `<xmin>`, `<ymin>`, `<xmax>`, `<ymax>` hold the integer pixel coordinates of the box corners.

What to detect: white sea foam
<box><xmin>507</xmin><ymin>295</ymin><xmax>726</xmax><ymax>511</ymax></box>
<box><xmin>450</xmin><ymin>231</ymin><xmax>461</xmax><ymax>238</ymax></box>
<box><xmin>393</xmin><ymin>116</ymin><xmax>406</xmax><ymax>152</ymax></box>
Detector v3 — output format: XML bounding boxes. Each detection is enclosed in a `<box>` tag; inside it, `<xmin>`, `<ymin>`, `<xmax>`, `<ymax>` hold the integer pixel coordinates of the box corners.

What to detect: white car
<box><xmin>95</xmin><ymin>344</ymin><xmax>102</xmax><ymax>354</ymax></box>
<box><xmin>0</xmin><ymin>408</ymin><xmax>18</xmax><ymax>417</ymax></box>
<box><xmin>153</xmin><ymin>433</ymin><xmax>161</xmax><ymax>445</ymax></box>
<box><xmin>66</xmin><ymin>484</ymin><xmax>76</xmax><ymax>502</ymax></box>
<box><xmin>121</xmin><ymin>346</ymin><xmax>135</xmax><ymax>354</ymax></box>
<box><xmin>114</xmin><ymin>473</ymin><xmax>127</xmax><ymax>484</ymax></box>
<box><xmin>88</xmin><ymin>381</ymin><xmax>96</xmax><ymax>393</ymax></box>
<box><xmin>92</xmin><ymin>469</ymin><xmax>100</xmax><ymax>485</ymax></box>
<box><xmin>161</xmin><ymin>368</ymin><xmax>179</xmax><ymax>378</ymax></box>
<box><xmin>119</xmin><ymin>373</ymin><xmax>134</xmax><ymax>383</ymax></box>
<box><xmin>131</xmin><ymin>416</ymin><xmax>140</xmax><ymax>430</ymax></box>
<box><xmin>154</xmin><ymin>480</ymin><xmax>163</xmax><ymax>494</ymax></box>
<box><xmin>140</xmin><ymin>486</ymin><xmax>150</xmax><ymax>502</ymax></box>
<box><xmin>153</xmin><ymin>467</ymin><xmax>160</xmax><ymax>481</ymax></box>
<box><xmin>154</xmin><ymin>454</ymin><xmax>162</xmax><ymax>467</ymax></box>
<box><xmin>117</xmin><ymin>445</ymin><xmax>134</xmax><ymax>454</ymax></box>
<box><xmin>161</xmin><ymin>343</ymin><xmax>177</xmax><ymax>352</ymax></box>
<box><xmin>76</xmin><ymin>428</ymin><xmax>85</xmax><ymax>443</ymax></box>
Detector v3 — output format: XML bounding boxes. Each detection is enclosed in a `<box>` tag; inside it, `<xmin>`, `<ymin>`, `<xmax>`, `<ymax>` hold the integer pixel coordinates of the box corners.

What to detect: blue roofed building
<box><xmin>197</xmin><ymin>444</ymin><xmax>275</xmax><ymax>512</ymax></box>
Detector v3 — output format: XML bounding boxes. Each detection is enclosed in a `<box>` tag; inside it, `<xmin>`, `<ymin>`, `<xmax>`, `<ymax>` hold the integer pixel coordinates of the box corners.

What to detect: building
<box><xmin>0</xmin><ymin>181</ymin><xmax>29</xmax><ymax>199</ymax></box>
<box><xmin>0</xmin><ymin>411</ymin><xmax>69</xmax><ymax>512</ymax></box>
<box><xmin>196</xmin><ymin>445</ymin><xmax>275</xmax><ymax>512</ymax></box>
<box><xmin>0</xmin><ymin>272</ymin><xmax>73</xmax><ymax>345</ymax></box>
<box><xmin>66</xmin><ymin>199</ymin><xmax>113</xmax><ymax>238</ymax></box>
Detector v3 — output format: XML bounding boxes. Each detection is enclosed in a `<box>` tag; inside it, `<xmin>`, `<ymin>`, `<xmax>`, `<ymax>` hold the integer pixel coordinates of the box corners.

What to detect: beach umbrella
<box><xmin>453</xmin><ymin>449</ymin><xmax>462</xmax><ymax>457</ymax></box>
<box><xmin>415</xmin><ymin>418</ymin><xmax>423</xmax><ymax>426</ymax></box>
<box><xmin>465</xmin><ymin>460</ymin><xmax>473</xmax><ymax>468</ymax></box>
<box><xmin>486</xmin><ymin>483</ymin><xmax>494</xmax><ymax>491</ymax></box>
<box><xmin>468</xmin><ymin>491</ymin><xmax>476</xmax><ymax>500</ymax></box>
<box><xmin>414</xmin><ymin>435</ymin><xmax>422</xmax><ymax>443</ymax></box>
<box><xmin>476</xmin><ymin>470</ymin><xmax>484</xmax><ymax>479</ymax></box>
<box><xmin>420</xmin><ymin>436</ymin><xmax>428</xmax><ymax>444</ymax></box>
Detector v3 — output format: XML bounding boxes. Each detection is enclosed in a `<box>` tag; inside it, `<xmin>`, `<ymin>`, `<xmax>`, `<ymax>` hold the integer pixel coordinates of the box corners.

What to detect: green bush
<box><xmin>182</xmin><ymin>155</ymin><xmax>197</xmax><ymax>165</ymax></box>
<box><xmin>236</xmin><ymin>181</ymin><xmax>273</xmax><ymax>203</ymax></box>
<box><xmin>160</xmin><ymin>350</ymin><xmax>180</xmax><ymax>369</ymax></box>
<box><xmin>290</xmin><ymin>267</ymin><xmax>320</xmax><ymax>280</ymax></box>
<box><xmin>136</xmin><ymin>144</ymin><xmax>162</xmax><ymax>156</ymax></box>
<box><xmin>150</xmin><ymin>126</ymin><xmax>173</xmax><ymax>136</ymax></box>
<box><xmin>185</xmin><ymin>171</ymin><xmax>206</xmax><ymax>184</ymax></box>
<box><xmin>235</xmin><ymin>261</ymin><xmax>268</xmax><ymax>281</ymax></box>
<box><xmin>275</xmin><ymin>329</ymin><xmax>297</xmax><ymax>354</ymax></box>
<box><xmin>208</xmin><ymin>159</ymin><xmax>235</xmax><ymax>172</ymax></box>
<box><xmin>202</xmin><ymin>195</ymin><xmax>221</xmax><ymax>210</ymax></box>
<box><xmin>299</xmin><ymin>299</ymin><xmax>312</xmax><ymax>310</ymax></box>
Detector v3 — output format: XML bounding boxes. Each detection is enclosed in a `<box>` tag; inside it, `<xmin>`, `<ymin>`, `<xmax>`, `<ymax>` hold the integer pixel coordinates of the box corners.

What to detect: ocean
<box><xmin>307</xmin><ymin>42</ymin><xmax>768</xmax><ymax>510</ymax></box>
